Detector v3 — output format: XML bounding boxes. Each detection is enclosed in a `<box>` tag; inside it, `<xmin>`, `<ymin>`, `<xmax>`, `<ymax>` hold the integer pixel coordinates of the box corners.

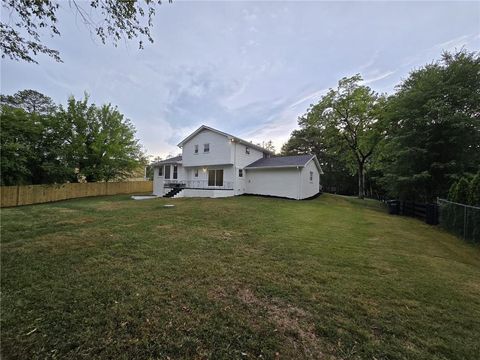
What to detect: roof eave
<box><xmin>177</xmin><ymin>125</ymin><xmax>274</xmax><ymax>155</ymax></box>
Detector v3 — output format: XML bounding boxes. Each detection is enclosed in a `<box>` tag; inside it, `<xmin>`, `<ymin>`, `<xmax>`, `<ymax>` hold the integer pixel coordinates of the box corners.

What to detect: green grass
<box><xmin>1</xmin><ymin>194</ymin><xmax>479</xmax><ymax>359</ymax></box>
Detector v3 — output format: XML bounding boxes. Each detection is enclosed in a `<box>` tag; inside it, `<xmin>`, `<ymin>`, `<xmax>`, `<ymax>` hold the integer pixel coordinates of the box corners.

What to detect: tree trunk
<box><xmin>358</xmin><ymin>162</ymin><xmax>365</xmax><ymax>199</ymax></box>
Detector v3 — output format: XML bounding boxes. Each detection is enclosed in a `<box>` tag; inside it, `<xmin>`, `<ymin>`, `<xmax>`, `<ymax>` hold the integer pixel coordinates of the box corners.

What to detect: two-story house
<box><xmin>152</xmin><ymin>125</ymin><xmax>323</xmax><ymax>200</ymax></box>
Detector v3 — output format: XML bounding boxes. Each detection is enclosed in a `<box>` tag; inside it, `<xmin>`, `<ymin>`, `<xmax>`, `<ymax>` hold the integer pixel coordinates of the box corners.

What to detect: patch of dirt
<box><xmin>237</xmin><ymin>288</ymin><xmax>324</xmax><ymax>359</ymax></box>
<box><xmin>207</xmin><ymin>286</ymin><xmax>228</xmax><ymax>301</ymax></box>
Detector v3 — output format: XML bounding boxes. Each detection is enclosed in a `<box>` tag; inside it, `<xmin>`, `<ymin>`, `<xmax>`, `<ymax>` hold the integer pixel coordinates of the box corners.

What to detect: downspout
<box><xmin>297</xmin><ymin>166</ymin><xmax>301</xmax><ymax>200</ymax></box>
<box><xmin>233</xmin><ymin>140</ymin><xmax>237</xmax><ymax>194</ymax></box>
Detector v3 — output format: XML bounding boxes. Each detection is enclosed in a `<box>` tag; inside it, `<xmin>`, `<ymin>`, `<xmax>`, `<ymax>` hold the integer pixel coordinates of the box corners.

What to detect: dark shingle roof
<box><xmin>245</xmin><ymin>154</ymin><xmax>315</xmax><ymax>169</ymax></box>
<box><xmin>153</xmin><ymin>155</ymin><xmax>182</xmax><ymax>166</ymax></box>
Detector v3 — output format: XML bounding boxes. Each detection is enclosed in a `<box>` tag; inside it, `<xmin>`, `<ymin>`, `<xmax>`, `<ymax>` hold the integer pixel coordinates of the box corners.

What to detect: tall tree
<box><xmin>258</xmin><ymin>140</ymin><xmax>276</xmax><ymax>153</ymax></box>
<box><xmin>0</xmin><ymin>89</ymin><xmax>56</xmax><ymax>114</ymax></box>
<box><xmin>292</xmin><ymin>75</ymin><xmax>385</xmax><ymax>198</ymax></box>
<box><xmin>0</xmin><ymin>106</ymin><xmax>36</xmax><ymax>185</ymax></box>
<box><xmin>379</xmin><ymin>50</ymin><xmax>480</xmax><ymax>201</ymax></box>
<box><xmin>1</xmin><ymin>0</ymin><xmax>171</xmax><ymax>64</ymax></box>
<box><xmin>58</xmin><ymin>94</ymin><xmax>145</xmax><ymax>182</ymax></box>
<box><xmin>0</xmin><ymin>91</ymin><xmax>71</xmax><ymax>185</ymax></box>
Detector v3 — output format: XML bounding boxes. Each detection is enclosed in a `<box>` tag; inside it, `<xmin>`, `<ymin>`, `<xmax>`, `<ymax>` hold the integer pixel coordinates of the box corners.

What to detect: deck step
<box><xmin>163</xmin><ymin>187</ymin><xmax>184</xmax><ymax>198</ymax></box>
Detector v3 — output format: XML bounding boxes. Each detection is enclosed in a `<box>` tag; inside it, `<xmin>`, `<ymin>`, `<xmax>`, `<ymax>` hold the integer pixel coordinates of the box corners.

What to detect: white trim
<box><xmin>304</xmin><ymin>155</ymin><xmax>324</xmax><ymax>175</ymax></box>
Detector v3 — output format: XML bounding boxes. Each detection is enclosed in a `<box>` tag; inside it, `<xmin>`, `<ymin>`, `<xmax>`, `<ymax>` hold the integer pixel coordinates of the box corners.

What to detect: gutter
<box><xmin>245</xmin><ymin>165</ymin><xmax>306</xmax><ymax>170</ymax></box>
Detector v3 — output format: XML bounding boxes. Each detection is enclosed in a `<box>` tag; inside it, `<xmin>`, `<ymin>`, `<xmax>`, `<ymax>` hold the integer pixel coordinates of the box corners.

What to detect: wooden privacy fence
<box><xmin>0</xmin><ymin>181</ymin><xmax>153</xmax><ymax>207</ymax></box>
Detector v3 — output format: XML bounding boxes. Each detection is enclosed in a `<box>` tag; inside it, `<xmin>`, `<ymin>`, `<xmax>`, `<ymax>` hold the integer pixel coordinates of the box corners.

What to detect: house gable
<box><xmin>180</xmin><ymin>127</ymin><xmax>234</xmax><ymax>167</ymax></box>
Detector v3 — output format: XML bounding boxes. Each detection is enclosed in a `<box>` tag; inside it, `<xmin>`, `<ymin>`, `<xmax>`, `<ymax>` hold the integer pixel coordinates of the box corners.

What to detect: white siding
<box><xmin>181</xmin><ymin>129</ymin><xmax>233</xmax><ymax>167</ymax></box>
<box><xmin>234</xmin><ymin>142</ymin><xmax>264</xmax><ymax>168</ymax></box>
<box><xmin>153</xmin><ymin>166</ymin><xmax>165</xmax><ymax>196</ymax></box>
<box><xmin>233</xmin><ymin>142</ymin><xmax>265</xmax><ymax>195</ymax></box>
<box><xmin>299</xmin><ymin>160</ymin><xmax>320</xmax><ymax>199</ymax></box>
<box><xmin>245</xmin><ymin>168</ymin><xmax>301</xmax><ymax>199</ymax></box>
<box><xmin>152</xmin><ymin>163</ymin><xmax>185</xmax><ymax>196</ymax></box>
<box><xmin>182</xmin><ymin>189</ymin><xmax>235</xmax><ymax>198</ymax></box>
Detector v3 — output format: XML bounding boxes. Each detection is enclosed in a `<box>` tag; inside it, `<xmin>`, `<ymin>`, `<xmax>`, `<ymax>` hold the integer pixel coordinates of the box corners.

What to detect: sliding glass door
<box><xmin>208</xmin><ymin>169</ymin><xmax>224</xmax><ymax>187</ymax></box>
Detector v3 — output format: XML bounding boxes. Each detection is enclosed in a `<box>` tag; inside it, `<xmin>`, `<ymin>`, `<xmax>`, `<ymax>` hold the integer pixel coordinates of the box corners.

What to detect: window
<box><xmin>309</xmin><ymin>171</ymin><xmax>313</xmax><ymax>182</ymax></box>
<box><xmin>194</xmin><ymin>144</ymin><xmax>198</xmax><ymax>154</ymax></box>
<box><xmin>208</xmin><ymin>169</ymin><xmax>223</xmax><ymax>186</ymax></box>
<box><xmin>173</xmin><ymin>165</ymin><xmax>178</xmax><ymax>179</ymax></box>
<box><xmin>204</xmin><ymin>143</ymin><xmax>210</xmax><ymax>153</ymax></box>
<box><xmin>245</xmin><ymin>146</ymin><xmax>250</xmax><ymax>154</ymax></box>
<box><xmin>238</xmin><ymin>169</ymin><xmax>243</xmax><ymax>177</ymax></box>
<box><xmin>158</xmin><ymin>166</ymin><xmax>163</xmax><ymax>177</ymax></box>
<box><xmin>194</xmin><ymin>169</ymin><xmax>198</xmax><ymax>177</ymax></box>
<box><xmin>165</xmin><ymin>165</ymin><xmax>171</xmax><ymax>179</ymax></box>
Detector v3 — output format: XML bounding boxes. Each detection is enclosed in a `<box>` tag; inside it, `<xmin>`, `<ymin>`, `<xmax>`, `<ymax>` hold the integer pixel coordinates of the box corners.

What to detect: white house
<box><xmin>152</xmin><ymin>125</ymin><xmax>323</xmax><ymax>200</ymax></box>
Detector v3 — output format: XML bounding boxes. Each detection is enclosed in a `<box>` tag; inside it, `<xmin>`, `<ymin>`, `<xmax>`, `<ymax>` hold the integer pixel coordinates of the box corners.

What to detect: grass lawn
<box><xmin>1</xmin><ymin>194</ymin><xmax>479</xmax><ymax>359</ymax></box>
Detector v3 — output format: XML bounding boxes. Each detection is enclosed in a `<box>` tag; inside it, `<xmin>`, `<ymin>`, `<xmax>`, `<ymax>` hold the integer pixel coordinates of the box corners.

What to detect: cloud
<box><xmin>288</xmin><ymin>88</ymin><xmax>329</xmax><ymax>109</ymax></box>
<box><xmin>363</xmin><ymin>70</ymin><xmax>396</xmax><ymax>85</ymax></box>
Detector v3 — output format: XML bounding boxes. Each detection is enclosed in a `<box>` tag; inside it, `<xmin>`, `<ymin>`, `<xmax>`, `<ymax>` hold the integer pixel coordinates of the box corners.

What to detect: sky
<box><xmin>2</xmin><ymin>1</ymin><xmax>479</xmax><ymax>159</ymax></box>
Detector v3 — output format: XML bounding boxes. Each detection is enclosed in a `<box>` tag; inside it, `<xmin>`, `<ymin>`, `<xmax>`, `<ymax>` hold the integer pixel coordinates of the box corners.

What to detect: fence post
<box><xmin>426</xmin><ymin>203</ymin><xmax>439</xmax><ymax>225</ymax></box>
<box><xmin>464</xmin><ymin>206</ymin><xmax>467</xmax><ymax>241</ymax></box>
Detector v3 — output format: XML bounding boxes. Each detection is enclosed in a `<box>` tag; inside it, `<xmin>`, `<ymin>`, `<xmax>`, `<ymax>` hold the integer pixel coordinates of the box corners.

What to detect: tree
<box><xmin>379</xmin><ymin>50</ymin><xmax>480</xmax><ymax>201</ymax></box>
<box><xmin>294</xmin><ymin>75</ymin><xmax>384</xmax><ymax>199</ymax></box>
<box><xmin>58</xmin><ymin>94</ymin><xmax>144</xmax><ymax>182</ymax></box>
<box><xmin>0</xmin><ymin>106</ymin><xmax>36</xmax><ymax>185</ymax></box>
<box><xmin>469</xmin><ymin>172</ymin><xmax>480</xmax><ymax>206</ymax></box>
<box><xmin>0</xmin><ymin>89</ymin><xmax>56</xmax><ymax>114</ymax></box>
<box><xmin>0</xmin><ymin>89</ymin><xmax>73</xmax><ymax>185</ymax></box>
<box><xmin>1</xmin><ymin>0</ymin><xmax>171</xmax><ymax>64</ymax></box>
<box><xmin>258</xmin><ymin>140</ymin><xmax>276</xmax><ymax>153</ymax></box>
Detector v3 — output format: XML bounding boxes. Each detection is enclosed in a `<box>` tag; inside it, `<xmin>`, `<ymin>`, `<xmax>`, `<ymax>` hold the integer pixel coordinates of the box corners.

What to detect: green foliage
<box><xmin>0</xmin><ymin>106</ymin><xmax>36</xmax><ymax>185</ymax></box>
<box><xmin>0</xmin><ymin>89</ymin><xmax>57</xmax><ymax>114</ymax></box>
<box><xmin>450</xmin><ymin>177</ymin><xmax>471</xmax><ymax>203</ymax></box>
<box><xmin>469</xmin><ymin>172</ymin><xmax>480</xmax><ymax>206</ymax></box>
<box><xmin>57</xmin><ymin>94</ymin><xmax>145</xmax><ymax>182</ymax></box>
<box><xmin>0</xmin><ymin>90</ymin><xmax>144</xmax><ymax>185</ymax></box>
<box><xmin>1</xmin><ymin>0</ymin><xmax>169</xmax><ymax>64</ymax></box>
<box><xmin>379</xmin><ymin>50</ymin><xmax>480</xmax><ymax>201</ymax></box>
<box><xmin>282</xmin><ymin>75</ymin><xmax>385</xmax><ymax>198</ymax></box>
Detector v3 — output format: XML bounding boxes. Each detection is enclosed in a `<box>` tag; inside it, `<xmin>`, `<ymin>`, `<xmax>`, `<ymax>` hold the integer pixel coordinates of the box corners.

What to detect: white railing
<box><xmin>164</xmin><ymin>180</ymin><xmax>233</xmax><ymax>190</ymax></box>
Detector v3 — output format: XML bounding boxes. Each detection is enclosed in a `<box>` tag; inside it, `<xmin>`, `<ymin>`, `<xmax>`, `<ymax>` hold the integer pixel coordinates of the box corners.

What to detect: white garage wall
<box><xmin>300</xmin><ymin>160</ymin><xmax>320</xmax><ymax>199</ymax></box>
<box><xmin>245</xmin><ymin>167</ymin><xmax>300</xmax><ymax>199</ymax></box>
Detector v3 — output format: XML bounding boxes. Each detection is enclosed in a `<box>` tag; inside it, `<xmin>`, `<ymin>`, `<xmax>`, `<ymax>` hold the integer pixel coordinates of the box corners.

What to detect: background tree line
<box><xmin>282</xmin><ymin>50</ymin><xmax>480</xmax><ymax>203</ymax></box>
<box><xmin>0</xmin><ymin>90</ymin><xmax>145</xmax><ymax>186</ymax></box>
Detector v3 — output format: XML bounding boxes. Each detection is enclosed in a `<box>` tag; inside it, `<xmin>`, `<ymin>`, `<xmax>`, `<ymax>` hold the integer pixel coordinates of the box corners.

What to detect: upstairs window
<box><xmin>173</xmin><ymin>165</ymin><xmax>178</xmax><ymax>179</ymax></box>
<box><xmin>310</xmin><ymin>171</ymin><xmax>313</xmax><ymax>182</ymax></box>
<box><xmin>158</xmin><ymin>166</ymin><xmax>163</xmax><ymax>177</ymax></box>
<box><xmin>239</xmin><ymin>169</ymin><xmax>243</xmax><ymax>177</ymax></box>
<box><xmin>194</xmin><ymin>169</ymin><xmax>199</xmax><ymax>177</ymax></box>
<box><xmin>204</xmin><ymin>143</ymin><xmax>210</xmax><ymax>153</ymax></box>
<box><xmin>165</xmin><ymin>165</ymin><xmax>171</xmax><ymax>179</ymax></box>
<box><xmin>245</xmin><ymin>147</ymin><xmax>250</xmax><ymax>154</ymax></box>
<box><xmin>194</xmin><ymin>144</ymin><xmax>199</xmax><ymax>154</ymax></box>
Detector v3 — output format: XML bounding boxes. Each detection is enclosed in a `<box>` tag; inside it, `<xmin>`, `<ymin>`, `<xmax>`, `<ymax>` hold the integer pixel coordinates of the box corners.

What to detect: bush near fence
<box><xmin>0</xmin><ymin>181</ymin><xmax>153</xmax><ymax>207</ymax></box>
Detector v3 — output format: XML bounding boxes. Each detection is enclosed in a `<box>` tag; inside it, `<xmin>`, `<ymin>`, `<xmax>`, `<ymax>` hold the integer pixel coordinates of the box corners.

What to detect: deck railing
<box><xmin>164</xmin><ymin>180</ymin><xmax>233</xmax><ymax>190</ymax></box>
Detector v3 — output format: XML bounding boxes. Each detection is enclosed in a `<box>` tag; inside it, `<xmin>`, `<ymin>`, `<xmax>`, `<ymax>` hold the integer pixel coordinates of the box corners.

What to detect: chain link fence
<box><xmin>437</xmin><ymin>198</ymin><xmax>480</xmax><ymax>243</ymax></box>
